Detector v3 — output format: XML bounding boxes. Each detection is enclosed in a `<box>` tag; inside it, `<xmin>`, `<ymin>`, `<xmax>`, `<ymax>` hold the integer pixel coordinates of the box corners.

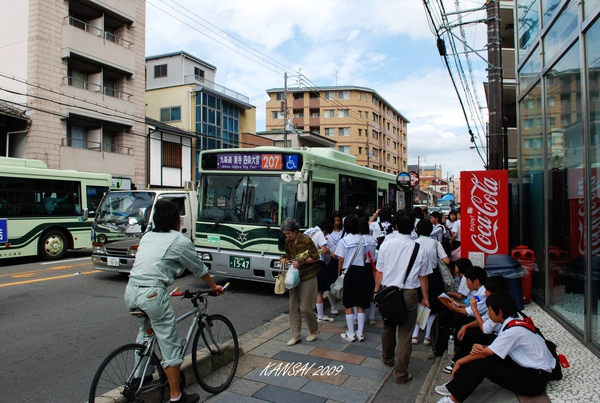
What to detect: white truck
<box><xmin>91</xmin><ymin>186</ymin><xmax>197</xmax><ymax>275</ymax></box>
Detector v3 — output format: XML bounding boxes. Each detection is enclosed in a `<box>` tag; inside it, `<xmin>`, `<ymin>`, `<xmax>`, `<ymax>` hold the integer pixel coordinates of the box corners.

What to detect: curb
<box><xmin>415</xmin><ymin>353</ymin><xmax>444</xmax><ymax>403</ymax></box>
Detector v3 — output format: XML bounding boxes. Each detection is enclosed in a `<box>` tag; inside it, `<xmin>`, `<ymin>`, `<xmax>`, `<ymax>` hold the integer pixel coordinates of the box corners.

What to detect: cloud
<box><xmin>145</xmin><ymin>0</ymin><xmax>490</xmax><ymax>175</ymax></box>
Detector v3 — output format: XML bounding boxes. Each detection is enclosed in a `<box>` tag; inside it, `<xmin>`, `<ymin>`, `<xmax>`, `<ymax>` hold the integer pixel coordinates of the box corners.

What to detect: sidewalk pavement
<box><xmin>184</xmin><ymin>301</ymin><xmax>599</xmax><ymax>402</ymax></box>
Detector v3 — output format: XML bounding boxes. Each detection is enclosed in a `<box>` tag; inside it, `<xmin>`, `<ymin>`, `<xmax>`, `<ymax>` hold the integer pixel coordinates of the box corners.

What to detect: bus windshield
<box><xmin>199</xmin><ymin>174</ymin><xmax>307</xmax><ymax>227</ymax></box>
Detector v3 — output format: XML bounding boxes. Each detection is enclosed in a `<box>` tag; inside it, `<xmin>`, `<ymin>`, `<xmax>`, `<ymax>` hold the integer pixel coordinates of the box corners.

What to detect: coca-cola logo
<box><xmin>467</xmin><ymin>175</ymin><xmax>500</xmax><ymax>254</ymax></box>
<box><xmin>576</xmin><ymin>175</ymin><xmax>600</xmax><ymax>255</ymax></box>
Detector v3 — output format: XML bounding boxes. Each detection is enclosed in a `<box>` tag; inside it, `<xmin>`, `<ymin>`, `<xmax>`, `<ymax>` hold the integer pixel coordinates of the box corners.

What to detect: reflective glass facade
<box><xmin>517</xmin><ymin>0</ymin><xmax>600</xmax><ymax>353</ymax></box>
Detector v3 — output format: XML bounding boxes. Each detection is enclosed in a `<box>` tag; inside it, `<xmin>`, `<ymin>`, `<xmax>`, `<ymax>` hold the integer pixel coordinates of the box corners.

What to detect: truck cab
<box><xmin>91</xmin><ymin>189</ymin><xmax>197</xmax><ymax>275</ymax></box>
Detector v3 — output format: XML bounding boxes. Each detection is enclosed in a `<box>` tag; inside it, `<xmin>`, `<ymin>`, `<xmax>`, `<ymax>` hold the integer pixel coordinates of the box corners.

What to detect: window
<box><xmin>293</xmin><ymin>93</ymin><xmax>304</xmax><ymax>100</ymax></box>
<box><xmin>272</xmin><ymin>111</ymin><xmax>284</xmax><ymax>119</ymax></box>
<box><xmin>160</xmin><ymin>106</ymin><xmax>182</xmax><ymax>122</ymax></box>
<box><xmin>275</xmin><ymin>92</ymin><xmax>285</xmax><ymax>101</ymax></box>
<box><xmin>68</xmin><ymin>125</ymin><xmax>86</xmax><ymax>149</ymax></box>
<box><xmin>364</xmin><ymin>111</ymin><xmax>369</xmax><ymax>119</ymax></box>
<box><xmin>338</xmin><ymin>91</ymin><xmax>350</xmax><ymax>100</ymax></box>
<box><xmin>324</xmin><ymin>128</ymin><xmax>335</xmax><ymax>136</ymax></box>
<box><xmin>310</xmin><ymin>109</ymin><xmax>319</xmax><ymax>118</ymax></box>
<box><xmin>69</xmin><ymin>68</ymin><xmax>87</xmax><ymax>89</ymax></box>
<box><xmin>103</xmin><ymin>78</ymin><xmax>116</xmax><ymax>97</ymax></box>
<box><xmin>338</xmin><ymin>146</ymin><xmax>350</xmax><ymax>154</ymax></box>
<box><xmin>358</xmin><ymin>93</ymin><xmax>362</xmax><ymax>100</ymax></box>
<box><xmin>547</xmin><ymin>97</ymin><xmax>555</xmax><ymax>106</ymax></box>
<box><xmin>309</xmin><ymin>92</ymin><xmax>319</xmax><ymax>99</ymax></box>
<box><xmin>324</xmin><ymin>109</ymin><xmax>335</xmax><ymax>118</ymax></box>
<box><xmin>194</xmin><ymin>67</ymin><xmax>204</xmax><ymax>81</ymax></box>
<box><xmin>162</xmin><ymin>141</ymin><xmax>182</xmax><ymax>168</ymax></box>
<box><xmin>154</xmin><ymin>64</ymin><xmax>167</xmax><ymax>78</ymax></box>
<box><xmin>358</xmin><ymin>129</ymin><xmax>362</xmax><ymax>136</ymax></box>
<box><xmin>358</xmin><ymin>111</ymin><xmax>362</xmax><ymax>118</ymax></box>
<box><xmin>365</xmin><ymin>94</ymin><xmax>368</xmax><ymax>101</ymax></box>
<box><xmin>324</xmin><ymin>91</ymin><xmax>334</xmax><ymax>99</ymax></box>
<box><xmin>338</xmin><ymin>109</ymin><xmax>350</xmax><ymax>118</ymax></box>
<box><xmin>338</xmin><ymin>127</ymin><xmax>350</xmax><ymax>136</ymax></box>
<box><xmin>293</xmin><ymin>109</ymin><xmax>303</xmax><ymax>118</ymax></box>
<box><xmin>358</xmin><ymin>147</ymin><xmax>363</xmax><ymax>154</ymax></box>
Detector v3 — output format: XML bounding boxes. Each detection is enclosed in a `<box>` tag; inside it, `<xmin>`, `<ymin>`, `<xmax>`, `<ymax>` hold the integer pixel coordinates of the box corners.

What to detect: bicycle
<box><xmin>89</xmin><ymin>284</ymin><xmax>239</xmax><ymax>402</ymax></box>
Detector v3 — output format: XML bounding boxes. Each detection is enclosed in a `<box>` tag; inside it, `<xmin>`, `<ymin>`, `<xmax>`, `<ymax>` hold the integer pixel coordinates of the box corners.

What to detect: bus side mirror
<box><xmin>80</xmin><ymin>208</ymin><xmax>89</xmax><ymax>222</ymax></box>
<box><xmin>297</xmin><ymin>183</ymin><xmax>308</xmax><ymax>202</ymax></box>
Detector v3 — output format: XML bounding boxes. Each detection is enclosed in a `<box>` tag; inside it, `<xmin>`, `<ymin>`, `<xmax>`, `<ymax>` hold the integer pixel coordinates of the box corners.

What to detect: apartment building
<box><xmin>145</xmin><ymin>51</ymin><xmax>256</xmax><ymax>182</ymax></box>
<box><xmin>0</xmin><ymin>0</ymin><xmax>146</xmax><ymax>188</ymax></box>
<box><xmin>265</xmin><ymin>86</ymin><xmax>409</xmax><ymax>175</ymax></box>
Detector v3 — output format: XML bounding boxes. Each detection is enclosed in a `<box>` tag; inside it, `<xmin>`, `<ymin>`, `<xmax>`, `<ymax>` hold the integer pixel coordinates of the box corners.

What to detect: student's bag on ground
<box><xmin>430</xmin><ymin>309</ymin><xmax>454</xmax><ymax>356</ymax></box>
<box><xmin>374</xmin><ymin>243</ymin><xmax>420</xmax><ymax>327</ymax></box>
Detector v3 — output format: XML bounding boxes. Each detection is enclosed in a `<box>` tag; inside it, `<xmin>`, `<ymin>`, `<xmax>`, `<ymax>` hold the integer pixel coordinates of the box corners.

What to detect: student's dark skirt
<box><xmin>428</xmin><ymin>268</ymin><xmax>446</xmax><ymax>314</ymax></box>
<box><xmin>342</xmin><ymin>265</ymin><xmax>373</xmax><ymax>309</ymax></box>
<box><xmin>317</xmin><ymin>260</ymin><xmax>337</xmax><ymax>292</ymax></box>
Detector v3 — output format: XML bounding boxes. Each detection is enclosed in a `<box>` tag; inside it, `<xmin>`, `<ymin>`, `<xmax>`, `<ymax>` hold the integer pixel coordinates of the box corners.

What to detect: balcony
<box><xmin>184</xmin><ymin>75</ymin><xmax>250</xmax><ymax>104</ymax></box>
<box><xmin>62</xmin><ymin>17</ymin><xmax>135</xmax><ymax>74</ymax></box>
<box><xmin>60</xmin><ymin>138</ymin><xmax>135</xmax><ymax>174</ymax></box>
<box><xmin>62</xmin><ymin>76</ymin><xmax>135</xmax><ymax>116</ymax></box>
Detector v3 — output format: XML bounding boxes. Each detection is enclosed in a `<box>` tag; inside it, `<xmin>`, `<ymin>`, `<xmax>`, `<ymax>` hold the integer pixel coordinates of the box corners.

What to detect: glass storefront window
<box><xmin>519</xmin><ymin>49</ymin><xmax>541</xmax><ymax>90</ymax></box>
<box><xmin>520</xmin><ymin>82</ymin><xmax>545</xmax><ymax>302</ymax></box>
<box><xmin>585</xmin><ymin>0</ymin><xmax>600</xmax><ymax>18</ymax></box>
<box><xmin>541</xmin><ymin>0</ymin><xmax>562</xmax><ymax>26</ymax></box>
<box><xmin>586</xmin><ymin>18</ymin><xmax>600</xmax><ymax>349</ymax></box>
<box><xmin>545</xmin><ymin>42</ymin><xmax>584</xmax><ymax>332</ymax></box>
<box><xmin>543</xmin><ymin>0</ymin><xmax>578</xmax><ymax>65</ymax></box>
<box><xmin>518</xmin><ymin>0</ymin><xmax>540</xmax><ymax>61</ymax></box>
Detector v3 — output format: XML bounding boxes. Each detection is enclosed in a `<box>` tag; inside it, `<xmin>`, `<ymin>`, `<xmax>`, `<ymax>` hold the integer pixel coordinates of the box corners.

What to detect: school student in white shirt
<box><xmin>435</xmin><ymin>292</ymin><xmax>556</xmax><ymax>403</ymax></box>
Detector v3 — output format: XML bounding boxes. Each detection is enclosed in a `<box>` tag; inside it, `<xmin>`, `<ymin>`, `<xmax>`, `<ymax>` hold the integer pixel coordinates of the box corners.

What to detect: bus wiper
<box><xmin>211</xmin><ymin>211</ymin><xmax>231</xmax><ymax>229</ymax></box>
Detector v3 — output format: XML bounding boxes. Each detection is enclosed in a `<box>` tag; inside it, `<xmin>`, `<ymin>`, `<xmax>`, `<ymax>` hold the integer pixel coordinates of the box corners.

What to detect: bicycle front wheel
<box><xmin>192</xmin><ymin>314</ymin><xmax>240</xmax><ymax>393</ymax></box>
<box><xmin>89</xmin><ymin>343</ymin><xmax>167</xmax><ymax>403</ymax></box>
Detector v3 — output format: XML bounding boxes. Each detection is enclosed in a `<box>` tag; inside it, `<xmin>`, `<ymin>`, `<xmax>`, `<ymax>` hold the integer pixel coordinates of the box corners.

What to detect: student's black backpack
<box><xmin>376</xmin><ymin>222</ymin><xmax>392</xmax><ymax>250</ymax></box>
<box><xmin>504</xmin><ymin>311</ymin><xmax>563</xmax><ymax>381</ymax></box>
<box><xmin>430</xmin><ymin>309</ymin><xmax>454</xmax><ymax>356</ymax></box>
<box><xmin>438</xmin><ymin>225</ymin><xmax>452</xmax><ymax>257</ymax></box>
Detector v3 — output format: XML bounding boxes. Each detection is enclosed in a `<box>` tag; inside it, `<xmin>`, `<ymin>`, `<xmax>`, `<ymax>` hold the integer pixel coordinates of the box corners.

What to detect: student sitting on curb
<box><xmin>434</xmin><ymin>292</ymin><xmax>556</xmax><ymax>403</ymax></box>
<box><xmin>443</xmin><ymin>276</ymin><xmax>508</xmax><ymax>374</ymax></box>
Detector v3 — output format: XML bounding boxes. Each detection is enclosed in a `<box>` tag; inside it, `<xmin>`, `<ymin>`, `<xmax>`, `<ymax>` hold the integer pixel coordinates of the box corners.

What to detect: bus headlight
<box><xmin>200</xmin><ymin>252</ymin><xmax>212</xmax><ymax>261</ymax></box>
<box><xmin>273</xmin><ymin>260</ymin><xmax>282</xmax><ymax>269</ymax></box>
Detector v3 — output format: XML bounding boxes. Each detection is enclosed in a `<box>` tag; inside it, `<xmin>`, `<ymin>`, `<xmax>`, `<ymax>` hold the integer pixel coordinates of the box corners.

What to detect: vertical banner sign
<box><xmin>460</xmin><ymin>170</ymin><xmax>509</xmax><ymax>258</ymax></box>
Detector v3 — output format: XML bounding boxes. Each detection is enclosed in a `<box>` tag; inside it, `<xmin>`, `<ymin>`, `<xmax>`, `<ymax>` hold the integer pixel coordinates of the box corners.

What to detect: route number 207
<box><xmin>261</xmin><ymin>154</ymin><xmax>282</xmax><ymax>170</ymax></box>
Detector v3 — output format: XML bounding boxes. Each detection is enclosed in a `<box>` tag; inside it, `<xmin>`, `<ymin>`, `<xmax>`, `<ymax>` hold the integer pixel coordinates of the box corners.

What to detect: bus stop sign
<box><xmin>396</xmin><ymin>172</ymin><xmax>411</xmax><ymax>190</ymax></box>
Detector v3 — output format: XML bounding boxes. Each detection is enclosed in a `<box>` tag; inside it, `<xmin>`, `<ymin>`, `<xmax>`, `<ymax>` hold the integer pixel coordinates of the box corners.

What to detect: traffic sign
<box><xmin>409</xmin><ymin>171</ymin><xmax>419</xmax><ymax>188</ymax></box>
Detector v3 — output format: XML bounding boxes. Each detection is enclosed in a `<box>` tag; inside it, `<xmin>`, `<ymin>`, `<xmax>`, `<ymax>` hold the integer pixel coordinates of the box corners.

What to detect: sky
<box><xmin>146</xmin><ymin>0</ymin><xmax>494</xmax><ymax>178</ymax></box>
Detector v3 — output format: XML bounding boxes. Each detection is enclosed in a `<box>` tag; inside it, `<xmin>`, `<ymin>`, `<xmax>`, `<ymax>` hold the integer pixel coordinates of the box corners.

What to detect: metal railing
<box><xmin>184</xmin><ymin>75</ymin><xmax>250</xmax><ymax>104</ymax></box>
<box><xmin>62</xmin><ymin>138</ymin><xmax>133</xmax><ymax>155</ymax></box>
<box><xmin>66</xmin><ymin>16</ymin><xmax>134</xmax><ymax>48</ymax></box>
<box><xmin>64</xmin><ymin>76</ymin><xmax>133</xmax><ymax>101</ymax></box>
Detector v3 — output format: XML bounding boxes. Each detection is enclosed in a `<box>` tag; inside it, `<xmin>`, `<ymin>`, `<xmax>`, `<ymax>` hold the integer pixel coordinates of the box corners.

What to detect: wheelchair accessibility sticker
<box><xmin>285</xmin><ymin>155</ymin><xmax>298</xmax><ymax>170</ymax></box>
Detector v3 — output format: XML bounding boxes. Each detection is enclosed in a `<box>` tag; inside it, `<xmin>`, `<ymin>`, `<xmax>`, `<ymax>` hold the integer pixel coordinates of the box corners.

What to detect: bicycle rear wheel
<box><xmin>192</xmin><ymin>314</ymin><xmax>240</xmax><ymax>393</ymax></box>
<box><xmin>89</xmin><ymin>343</ymin><xmax>167</xmax><ymax>403</ymax></box>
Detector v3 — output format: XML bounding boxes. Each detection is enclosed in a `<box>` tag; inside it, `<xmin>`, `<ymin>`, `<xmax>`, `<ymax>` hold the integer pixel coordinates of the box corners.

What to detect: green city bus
<box><xmin>195</xmin><ymin>147</ymin><xmax>402</xmax><ymax>283</ymax></box>
<box><xmin>0</xmin><ymin>157</ymin><xmax>111</xmax><ymax>260</ymax></box>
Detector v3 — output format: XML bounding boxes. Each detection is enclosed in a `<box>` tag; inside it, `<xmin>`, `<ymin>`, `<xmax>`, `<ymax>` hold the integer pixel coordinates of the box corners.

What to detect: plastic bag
<box><xmin>438</xmin><ymin>259</ymin><xmax>458</xmax><ymax>293</ymax></box>
<box><xmin>285</xmin><ymin>266</ymin><xmax>300</xmax><ymax>289</ymax></box>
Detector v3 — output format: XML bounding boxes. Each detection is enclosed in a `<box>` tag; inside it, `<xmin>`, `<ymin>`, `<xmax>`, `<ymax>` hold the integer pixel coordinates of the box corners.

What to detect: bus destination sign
<box><xmin>217</xmin><ymin>153</ymin><xmax>299</xmax><ymax>171</ymax></box>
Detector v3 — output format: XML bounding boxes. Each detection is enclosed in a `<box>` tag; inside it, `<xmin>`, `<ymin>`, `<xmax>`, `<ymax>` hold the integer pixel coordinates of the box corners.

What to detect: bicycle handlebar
<box><xmin>170</xmin><ymin>282</ymin><xmax>230</xmax><ymax>298</ymax></box>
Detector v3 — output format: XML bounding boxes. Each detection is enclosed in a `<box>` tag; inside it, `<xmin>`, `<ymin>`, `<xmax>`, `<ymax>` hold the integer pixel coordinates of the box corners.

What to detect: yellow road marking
<box><xmin>0</xmin><ymin>263</ymin><xmax>91</xmax><ymax>278</ymax></box>
<box><xmin>0</xmin><ymin>270</ymin><xmax>101</xmax><ymax>287</ymax></box>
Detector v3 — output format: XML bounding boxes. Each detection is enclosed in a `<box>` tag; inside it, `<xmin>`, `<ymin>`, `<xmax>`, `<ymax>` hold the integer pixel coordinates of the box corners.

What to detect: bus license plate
<box><xmin>107</xmin><ymin>257</ymin><xmax>120</xmax><ymax>267</ymax></box>
<box><xmin>229</xmin><ymin>256</ymin><xmax>250</xmax><ymax>270</ymax></box>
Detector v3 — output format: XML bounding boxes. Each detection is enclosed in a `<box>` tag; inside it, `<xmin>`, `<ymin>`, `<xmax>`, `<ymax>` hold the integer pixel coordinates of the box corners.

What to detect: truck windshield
<box><xmin>95</xmin><ymin>191</ymin><xmax>155</xmax><ymax>232</ymax></box>
<box><xmin>199</xmin><ymin>174</ymin><xmax>307</xmax><ymax>227</ymax></box>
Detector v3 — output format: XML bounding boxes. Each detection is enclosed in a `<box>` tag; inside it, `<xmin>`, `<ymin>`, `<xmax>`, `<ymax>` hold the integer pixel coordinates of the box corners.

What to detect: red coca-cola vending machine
<box><xmin>459</xmin><ymin>170</ymin><xmax>509</xmax><ymax>259</ymax></box>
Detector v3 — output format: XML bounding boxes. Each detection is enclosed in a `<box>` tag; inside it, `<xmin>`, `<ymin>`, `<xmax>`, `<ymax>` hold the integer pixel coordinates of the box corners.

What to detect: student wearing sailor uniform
<box><xmin>435</xmin><ymin>292</ymin><xmax>556</xmax><ymax>403</ymax></box>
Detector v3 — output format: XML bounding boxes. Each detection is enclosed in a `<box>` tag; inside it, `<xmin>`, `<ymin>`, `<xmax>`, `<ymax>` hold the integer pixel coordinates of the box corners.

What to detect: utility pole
<box><xmin>486</xmin><ymin>0</ymin><xmax>504</xmax><ymax>170</ymax></box>
<box><xmin>366</xmin><ymin>121</ymin><xmax>370</xmax><ymax>167</ymax></box>
<box><xmin>282</xmin><ymin>72</ymin><xmax>288</xmax><ymax>148</ymax></box>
